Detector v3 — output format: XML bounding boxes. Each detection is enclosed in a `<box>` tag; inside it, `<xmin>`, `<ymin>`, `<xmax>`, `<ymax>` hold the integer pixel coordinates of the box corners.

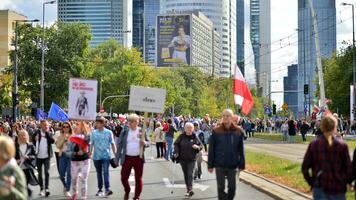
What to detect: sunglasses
<box><xmin>62</xmin><ymin>126</ymin><xmax>70</xmax><ymax>128</ymax></box>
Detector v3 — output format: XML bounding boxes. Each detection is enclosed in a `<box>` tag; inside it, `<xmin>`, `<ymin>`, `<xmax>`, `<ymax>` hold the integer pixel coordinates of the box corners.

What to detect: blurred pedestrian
<box><xmin>281</xmin><ymin>120</ymin><xmax>289</xmax><ymax>142</ymax></box>
<box><xmin>208</xmin><ymin>109</ymin><xmax>245</xmax><ymax>200</ymax></box>
<box><xmin>302</xmin><ymin>115</ymin><xmax>352</xmax><ymax>200</ymax></box>
<box><xmin>154</xmin><ymin>122</ymin><xmax>165</xmax><ymax>159</ymax></box>
<box><xmin>55</xmin><ymin>122</ymin><xmax>73</xmax><ymax>197</ymax></box>
<box><xmin>33</xmin><ymin>120</ymin><xmax>54</xmax><ymax>197</ymax></box>
<box><xmin>173</xmin><ymin>122</ymin><xmax>202</xmax><ymax>198</ymax></box>
<box><xmin>193</xmin><ymin>122</ymin><xmax>204</xmax><ymax>180</ymax></box>
<box><xmin>65</xmin><ymin>121</ymin><xmax>91</xmax><ymax>200</ymax></box>
<box><xmin>0</xmin><ymin>136</ymin><xmax>27</xmax><ymax>200</ymax></box>
<box><xmin>300</xmin><ymin>120</ymin><xmax>310</xmax><ymax>142</ymax></box>
<box><xmin>15</xmin><ymin>130</ymin><xmax>38</xmax><ymax>198</ymax></box>
<box><xmin>90</xmin><ymin>117</ymin><xmax>116</xmax><ymax>197</ymax></box>
<box><xmin>164</xmin><ymin>119</ymin><xmax>177</xmax><ymax>161</ymax></box>
<box><xmin>115</xmin><ymin>114</ymin><xmax>150</xmax><ymax>200</ymax></box>
<box><xmin>288</xmin><ymin>119</ymin><xmax>296</xmax><ymax>143</ymax></box>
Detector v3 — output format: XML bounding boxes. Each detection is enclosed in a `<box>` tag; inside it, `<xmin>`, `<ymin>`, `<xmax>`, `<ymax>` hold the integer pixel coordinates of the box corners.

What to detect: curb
<box><xmin>202</xmin><ymin>155</ymin><xmax>312</xmax><ymax>200</ymax></box>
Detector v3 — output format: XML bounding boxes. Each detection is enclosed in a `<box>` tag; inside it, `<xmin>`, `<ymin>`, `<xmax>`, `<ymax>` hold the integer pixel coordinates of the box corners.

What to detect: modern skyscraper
<box><xmin>0</xmin><ymin>10</ymin><xmax>27</xmax><ymax>68</ymax></box>
<box><xmin>160</xmin><ymin>0</ymin><xmax>237</xmax><ymax>77</ymax></box>
<box><xmin>133</xmin><ymin>0</ymin><xmax>144</xmax><ymax>50</ymax></box>
<box><xmin>297</xmin><ymin>0</ymin><xmax>336</xmax><ymax>115</ymax></box>
<box><xmin>58</xmin><ymin>0</ymin><xmax>132</xmax><ymax>47</ymax></box>
<box><xmin>284</xmin><ymin>64</ymin><xmax>299</xmax><ymax>115</ymax></box>
<box><xmin>250</xmin><ymin>0</ymin><xmax>271</xmax><ymax>97</ymax></box>
<box><xmin>236</xmin><ymin>0</ymin><xmax>245</xmax><ymax>76</ymax></box>
<box><xmin>143</xmin><ymin>0</ymin><xmax>160</xmax><ymax>64</ymax></box>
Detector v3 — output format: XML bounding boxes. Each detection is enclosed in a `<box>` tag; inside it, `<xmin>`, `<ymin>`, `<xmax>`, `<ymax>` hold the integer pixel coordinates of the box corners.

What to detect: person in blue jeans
<box><xmin>164</xmin><ymin>119</ymin><xmax>177</xmax><ymax>161</ymax></box>
<box><xmin>55</xmin><ymin>122</ymin><xmax>73</xmax><ymax>198</ymax></box>
<box><xmin>90</xmin><ymin>117</ymin><xmax>117</xmax><ymax>197</ymax></box>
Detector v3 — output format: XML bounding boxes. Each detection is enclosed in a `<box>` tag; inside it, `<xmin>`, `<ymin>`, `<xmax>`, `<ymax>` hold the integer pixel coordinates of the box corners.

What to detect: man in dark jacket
<box><xmin>208</xmin><ymin>109</ymin><xmax>245</xmax><ymax>200</ymax></box>
<box><xmin>33</xmin><ymin>120</ymin><xmax>54</xmax><ymax>197</ymax></box>
<box><xmin>300</xmin><ymin>120</ymin><xmax>310</xmax><ymax>142</ymax></box>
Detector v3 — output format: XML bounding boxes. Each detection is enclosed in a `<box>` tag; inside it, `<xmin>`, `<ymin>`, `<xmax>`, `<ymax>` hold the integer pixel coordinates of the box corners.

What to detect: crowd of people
<box><xmin>1</xmin><ymin>108</ymin><xmax>356</xmax><ymax>200</ymax></box>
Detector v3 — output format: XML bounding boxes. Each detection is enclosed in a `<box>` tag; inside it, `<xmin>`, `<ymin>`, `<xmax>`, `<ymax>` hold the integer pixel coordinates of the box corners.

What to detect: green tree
<box><xmin>8</xmin><ymin>22</ymin><xmax>92</xmax><ymax>110</ymax></box>
<box><xmin>323</xmin><ymin>46</ymin><xmax>353</xmax><ymax>116</ymax></box>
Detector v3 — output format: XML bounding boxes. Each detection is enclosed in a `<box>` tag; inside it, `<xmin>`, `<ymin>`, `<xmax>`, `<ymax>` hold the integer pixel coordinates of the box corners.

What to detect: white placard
<box><xmin>129</xmin><ymin>86</ymin><xmax>166</xmax><ymax>113</ymax></box>
<box><xmin>68</xmin><ymin>78</ymin><xmax>98</xmax><ymax>120</ymax></box>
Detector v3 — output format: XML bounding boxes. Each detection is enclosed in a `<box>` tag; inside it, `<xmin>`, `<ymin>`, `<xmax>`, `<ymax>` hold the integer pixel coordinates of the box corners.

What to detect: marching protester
<box><xmin>90</xmin><ymin>117</ymin><xmax>116</xmax><ymax>197</ymax></box>
<box><xmin>33</xmin><ymin>120</ymin><xmax>54</xmax><ymax>197</ymax></box>
<box><xmin>208</xmin><ymin>109</ymin><xmax>245</xmax><ymax>200</ymax></box>
<box><xmin>193</xmin><ymin>122</ymin><xmax>204</xmax><ymax>180</ymax></box>
<box><xmin>115</xmin><ymin>114</ymin><xmax>150</xmax><ymax>200</ymax></box>
<box><xmin>55</xmin><ymin>122</ymin><xmax>73</xmax><ymax>197</ymax></box>
<box><xmin>0</xmin><ymin>136</ymin><xmax>28</xmax><ymax>200</ymax></box>
<box><xmin>154</xmin><ymin>122</ymin><xmax>165</xmax><ymax>159</ymax></box>
<box><xmin>65</xmin><ymin>121</ymin><xmax>91</xmax><ymax>200</ymax></box>
<box><xmin>299</xmin><ymin>120</ymin><xmax>310</xmax><ymax>142</ymax></box>
<box><xmin>288</xmin><ymin>119</ymin><xmax>297</xmax><ymax>143</ymax></box>
<box><xmin>281</xmin><ymin>120</ymin><xmax>289</xmax><ymax>141</ymax></box>
<box><xmin>302</xmin><ymin>115</ymin><xmax>352</xmax><ymax>200</ymax></box>
<box><xmin>15</xmin><ymin>130</ymin><xmax>38</xmax><ymax>198</ymax></box>
<box><xmin>173</xmin><ymin>122</ymin><xmax>202</xmax><ymax>198</ymax></box>
<box><xmin>164</xmin><ymin>119</ymin><xmax>177</xmax><ymax>161</ymax></box>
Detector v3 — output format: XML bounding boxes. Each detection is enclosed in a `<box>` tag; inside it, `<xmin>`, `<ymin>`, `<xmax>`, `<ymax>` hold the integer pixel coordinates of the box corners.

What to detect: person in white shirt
<box><xmin>34</xmin><ymin>120</ymin><xmax>54</xmax><ymax>197</ymax></box>
<box><xmin>115</xmin><ymin>114</ymin><xmax>150</xmax><ymax>200</ymax></box>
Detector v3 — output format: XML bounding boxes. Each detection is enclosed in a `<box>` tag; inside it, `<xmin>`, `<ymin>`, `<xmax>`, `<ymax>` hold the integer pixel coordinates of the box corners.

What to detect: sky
<box><xmin>0</xmin><ymin>0</ymin><xmax>355</xmax><ymax>109</ymax></box>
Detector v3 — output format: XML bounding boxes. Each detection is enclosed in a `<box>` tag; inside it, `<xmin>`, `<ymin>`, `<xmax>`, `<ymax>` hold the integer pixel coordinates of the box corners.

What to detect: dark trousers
<box><xmin>301</xmin><ymin>132</ymin><xmax>307</xmax><ymax>141</ymax></box>
<box><xmin>55</xmin><ymin>152</ymin><xmax>60</xmax><ymax>174</ymax></box>
<box><xmin>215</xmin><ymin>167</ymin><xmax>237</xmax><ymax>200</ymax></box>
<box><xmin>121</xmin><ymin>156</ymin><xmax>144</xmax><ymax>199</ymax></box>
<box><xmin>93</xmin><ymin>159</ymin><xmax>111</xmax><ymax>191</ymax></box>
<box><xmin>180</xmin><ymin>160</ymin><xmax>196</xmax><ymax>191</ymax></box>
<box><xmin>156</xmin><ymin>142</ymin><xmax>164</xmax><ymax>158</ymax></box>
<box><xmin>37</xmin><ymin>158</ymin><xmax>50</xmax><ymax>190</ymax></box>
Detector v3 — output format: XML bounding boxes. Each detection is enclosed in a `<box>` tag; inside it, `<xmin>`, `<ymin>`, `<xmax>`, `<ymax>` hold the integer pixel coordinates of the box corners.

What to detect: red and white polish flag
<box><xmin>233</xmin><ymin>65</ymin><xmax>254</xmax><ymax>116</ymax></box>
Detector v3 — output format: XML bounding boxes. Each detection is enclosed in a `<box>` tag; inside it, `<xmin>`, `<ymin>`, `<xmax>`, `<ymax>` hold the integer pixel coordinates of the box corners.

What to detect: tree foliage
<box><xmin>2</xmin><ymin>24</ymin><xmax>264</xmax><ymax>118</ymax></box>
<box><xmin>323</xmin><ymin>46</ymin><xmax>353</xmax><ymax>117</ymax></box>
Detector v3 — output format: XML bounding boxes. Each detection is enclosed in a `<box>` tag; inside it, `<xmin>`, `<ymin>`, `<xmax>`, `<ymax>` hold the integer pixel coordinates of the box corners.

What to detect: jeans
<box><xmin>289</xmin><ymin>135</ymin><xmax>296</xmax><ymax>143</ymax></box>
<box><xmin>215</xmin><ymin>167</ymin><xmax>237</xmax><ymax>200</ymax></box>
<box><xmin>165</xmin><ymin>137</ymin><xmax>174</xmax><ymax>160</ymax></box>
<box><xmin>37</xmin><ymin>158</ymin><xmax>50</xmax><ymax>190</ymax></box>
<box><xmin>180</xmin><ymin>160</ymin><xmax>196</xmax><ymax>191</ymax></box>
<box><xmin>59</xmin><ymin>155</ymin><xmax>71</xmax><ymax>191</ymax></box>
<box><xmin>313</xmin><ymin>188</ymin><xmax>346</xmax><ymax>200</ymax></box>
<box><xmin>93</xmin><ymin>159</ymin><xmax>111</xmax><ymax>191</ymax></box>
<box><xmin>282</xmin><ymin>131</ymin><xmax>288</xmax><ymax>141</ymax></box>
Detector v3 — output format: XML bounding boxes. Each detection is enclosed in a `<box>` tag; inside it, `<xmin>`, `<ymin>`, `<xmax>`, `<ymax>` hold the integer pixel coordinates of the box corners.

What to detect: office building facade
<box><xmin>284</xmin><ymin>64</ymin><xmax>299</xmax><ymax>116</ymax></box>
<box><xmin>297</xmin><ymin>0</ymin><xmax>336</xmax><ymax>115</ymax></box>
<box><xmin>156</xmin><ymin>12</ymin><xmax>219</xmax><ymax>75</ymax></box>
<box><xmin>236</xmin><ymin>0</ymin><xmax>245</xmax><ymax>75</ymax></box>
<box><xmin>250</xmin><ymin>0</ymin><xmax>271</xmax><ymax>97</ymax></box>
<box><xmin>58</xmin><ymin>0</ymin><xmax>132</xmax><ymax>47</ymax></box>
<box><xmin>160</xmin><ymin>0</ymin><xmax>237</xmax><ymax>77</ymax></box>
<box><xmin>143</xmin><ymin>0</ymin><xmax>160</xmax><ymax>64</ymax></box>
<box><xmin>0</xmin><ymin>10</ymin><xmax>27</xmax><ymax>68</ymax></box>
<box><xmin>133</xmin><ymin>0</ymin><xmax>144</xmax><ymax>49</ymax></box>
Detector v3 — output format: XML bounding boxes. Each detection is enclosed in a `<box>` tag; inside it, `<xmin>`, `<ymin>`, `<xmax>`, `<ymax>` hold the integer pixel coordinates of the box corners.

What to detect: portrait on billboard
<box><xmin>156</xmin><ymin>15</ymin><xmax>191</xmax><ymax>67</ymax></box>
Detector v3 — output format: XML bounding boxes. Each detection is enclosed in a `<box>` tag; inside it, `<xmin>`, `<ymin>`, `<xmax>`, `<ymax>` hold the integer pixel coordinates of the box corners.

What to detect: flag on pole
<box><xmin>36</xmin><ymin>108</ymin><xmax>47</xmax><ymax>121</ymax></box>
<box><xmin>48</xmin><ymin>102</ymin><xmax>69</xmax><ymax>122</ymax></box>
<box><xmin>233</xmin><ymin>65</ymin><xmax>254</xmax><ymax>116</ymax></box>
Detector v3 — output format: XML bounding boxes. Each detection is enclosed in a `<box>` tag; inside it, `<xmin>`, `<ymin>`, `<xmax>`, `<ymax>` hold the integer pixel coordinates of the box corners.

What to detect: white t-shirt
<box><xmin>37</xmin><ymin>131</ymin><xmax>49</xmax><ymax>159</ymax></box>
<box><xmin>126</xmin><ymin>128</ymin><xmax>140</xmax><ymax>156</ymax></box>
<box><xmin>19</xmin><ymin>144</ymin><xmax>27</xmax><ymax>157</ymax></box>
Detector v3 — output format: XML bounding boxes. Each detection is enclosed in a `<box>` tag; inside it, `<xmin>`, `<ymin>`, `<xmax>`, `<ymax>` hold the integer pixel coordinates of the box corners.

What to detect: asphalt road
<box><xmin>31</xmin><ymin>146</ymin><xmax>273</xmax><ymax>200</ymax></box>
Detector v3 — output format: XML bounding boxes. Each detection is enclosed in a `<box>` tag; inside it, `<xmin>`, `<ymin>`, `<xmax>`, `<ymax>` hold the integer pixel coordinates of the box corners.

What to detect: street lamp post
<box><xmin>12</xmin><ymin>19</ymin><xmax>39</xmax><ymax>122</ymax></box>
<box><xmin>121</xmin><ymin>30</ymin><xmax>131</xmax><ymax>67</ymax></box>
<box><xmin>41</xmin><ymin>0</ymin><xmax>56</xmax><ymax>111</ymax></box>
<box><xmin>342</xmin><ymin>3</ymin><xmax>355</xmax><ymax>119</ymax></box>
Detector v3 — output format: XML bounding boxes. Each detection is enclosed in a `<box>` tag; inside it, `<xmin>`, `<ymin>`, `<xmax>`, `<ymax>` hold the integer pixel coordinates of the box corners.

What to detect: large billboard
<box><xmin>156</xmin><ymin>15</ymin><xmax>191</xmax><ymax>67</ymax></box>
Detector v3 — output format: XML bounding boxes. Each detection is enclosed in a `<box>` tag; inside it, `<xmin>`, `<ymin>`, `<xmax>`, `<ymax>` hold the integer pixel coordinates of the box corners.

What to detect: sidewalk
<box><xmin>202</xmin><ymin>155</ymin><xmax>312</xmax><ymax>200</ymax></box>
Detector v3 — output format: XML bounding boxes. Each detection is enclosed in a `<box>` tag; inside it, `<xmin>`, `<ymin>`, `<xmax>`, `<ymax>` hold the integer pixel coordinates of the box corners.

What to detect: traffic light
<box><xmin>272</xmin><ymin>104</ymin><xmax>276</xmax><ymax>115</ymax></box>
<box><xmin>304</xmin><ymin>84</ymin><xmax>309</xmax><ymax>95</ymax></box>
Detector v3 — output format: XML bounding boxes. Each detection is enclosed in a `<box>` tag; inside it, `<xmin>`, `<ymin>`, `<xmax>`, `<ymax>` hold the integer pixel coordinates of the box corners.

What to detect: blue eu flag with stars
<box><xmin>36</xmin><ymin>108</ymin><xmax>47</xmax><ymax>121</ymax></box>
<box><xmin>48</xmin><ymin>102</ymin><xmax>69</xmax><ymax>122</ymax></box>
